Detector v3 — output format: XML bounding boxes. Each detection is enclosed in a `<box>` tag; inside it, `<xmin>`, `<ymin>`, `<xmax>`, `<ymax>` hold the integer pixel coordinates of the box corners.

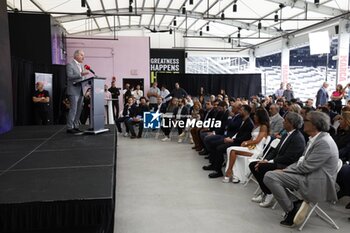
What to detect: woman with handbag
<box><xmin>223</xmin><ymin>107</ymin><xmax>270</xmax><ymax>183</ymax></box>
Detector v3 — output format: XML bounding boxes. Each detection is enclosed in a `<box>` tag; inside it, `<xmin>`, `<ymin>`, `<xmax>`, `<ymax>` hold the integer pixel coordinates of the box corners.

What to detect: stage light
<box><xmin>81</xmin><ymin>0</ymin><xmax>86</xmax><ymax>7</ymax></box>
<box><xmin>182</xmin><ymin>7</ymin><xmax>186</xmax><ymax>14</ymax></box>
<box><xmin>169</xmin><ymin>29</ymin><xmax>173</xmax><ymax>35</ymax></box>
<box><xmin>206</xmin><ymin>23</ymin><xmax>210</xmax><ymax>31</ymax></box>
<box><xmin>87</xmin><ymin>9</ymin><xmax>91</xmax><ymax>17</ymax></box>
<box><xmin>190</xmin><ymin>0</ymin><xmax>194</xmax><ymax>5</ymax></box>
<box><xmin>173</xmin><ymin>18</ymin><xmax>177</xmax><ymax>26</ymax></box>
<box><xmin>238</xmin><ymin>27</ymin><xmax>241</xmax><ymax>38</ymax></box>
<box><xmin>129</xmin><ymin>5</ymin><xmax>133</xmax><ymax>13</ymax></box>
<box><xmin>233</xmin><ymin>3</ymin><xmax>237</xmax><ymax>12</ymax></box>
<box><xmin>274</xmin><ymin>12</ymin><xmax>278</xmax><ymax>22</ymax></box>
<box><xmin>221</xmin><ymin>12</ymin><xmax>225</xmax><ymax>20</ymax></box>
<box><xmin>258</xmin><ymin>21</ymin><xmax>262</xmax><ymax>30</ymax></box>
<box><xmin>314</xmin><ymin>0</ymin><xmax>320</xmax><ymax>4</ymax></box>
<box><xmin>228</xmin><ymin>37</ymin><xmax>232</xmax><ymax>43</ymax></box>
<box><xmin>199</xmin><ymin>30</ymin><xmax>203</xmax><ymax>36</ymax></box>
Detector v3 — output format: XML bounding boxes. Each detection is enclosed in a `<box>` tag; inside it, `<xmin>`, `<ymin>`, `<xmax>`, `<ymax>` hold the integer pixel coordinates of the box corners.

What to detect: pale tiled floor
<box><xmin>115</xmin><ymin>134</ymin><xmax>350</xmax><ymax>233</ymax></box>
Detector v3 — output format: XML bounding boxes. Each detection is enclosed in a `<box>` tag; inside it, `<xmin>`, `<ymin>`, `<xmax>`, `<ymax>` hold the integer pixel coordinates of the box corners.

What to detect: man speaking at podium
<box><xmin>66</xmin><ymin>49</ymin><xmax>89</xmax><ymax>135</ymax></box>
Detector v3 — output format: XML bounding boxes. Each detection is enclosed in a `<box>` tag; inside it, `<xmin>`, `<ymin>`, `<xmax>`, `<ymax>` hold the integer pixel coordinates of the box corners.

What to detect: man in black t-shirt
<box><xmin>32</xmin><ymin>82</ymin><xmax>50</xmax><ymax>125</ymax></box>
<box><xmin>108</xmin><ymin>80</ymin><xmax>120</xmax><ymax>120</ymax></box>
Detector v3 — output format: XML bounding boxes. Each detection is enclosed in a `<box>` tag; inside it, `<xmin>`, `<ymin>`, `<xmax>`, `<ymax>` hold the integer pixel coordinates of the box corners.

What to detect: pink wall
<box><xmin>66</xmin><ymin>36</ymin><xmax>150</xmax><ymax>105</ymax></box>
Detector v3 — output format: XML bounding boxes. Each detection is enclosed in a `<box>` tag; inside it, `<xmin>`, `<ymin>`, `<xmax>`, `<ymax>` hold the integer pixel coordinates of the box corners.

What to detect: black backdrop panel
<box><xmin>8</xmin><ymin>13</ymin><xmax>52</xmax><ymax>64</ymax></box>
<box><xmin>157</xmin><ymin>73</ymin><xmax>261</xmax><ymax>98</ymax></box>
<box><xmin>11</xmin><ymin>59</ymin><xmax>67</xmax><ymax>126</ymax></box>
<box><xmin>0</xmin><ymin>1</ymin><xmax>13</xmax><ymax>133</ymax></box>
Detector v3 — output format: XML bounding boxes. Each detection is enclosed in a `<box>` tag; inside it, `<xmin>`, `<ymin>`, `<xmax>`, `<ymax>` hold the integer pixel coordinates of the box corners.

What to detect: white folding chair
<box><xmin>232</xmin><ymin>136</ymin><xmax>272</xmax><ymax>184</ymax></box>
<box><xmin>295</xmin><ymin>159</ymin><xmax>342</xmax><ymax>231</ymax></box>
<box><xmin>244</xmin><ymin>137</ymin><xmax>280</xmax><ymax>187</ymax></box>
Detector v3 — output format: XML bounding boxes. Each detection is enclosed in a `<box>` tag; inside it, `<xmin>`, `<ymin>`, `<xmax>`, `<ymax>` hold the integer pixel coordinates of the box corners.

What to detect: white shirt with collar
<box><xmin>74</xmin><ymin>59</ymin><xmax>83</xmax><ymax>73</ymax></box>
<box><xmin>297</xmin><ymin>132</ymin><xmax>322</xmax><ymax>166</ymax></box>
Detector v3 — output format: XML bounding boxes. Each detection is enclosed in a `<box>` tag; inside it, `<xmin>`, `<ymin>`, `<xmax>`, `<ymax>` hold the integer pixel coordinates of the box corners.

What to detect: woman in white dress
<box><xmin>223</xmin><ymin>107</ymin><xmax>270</xmax><ymax>183</ymax></box>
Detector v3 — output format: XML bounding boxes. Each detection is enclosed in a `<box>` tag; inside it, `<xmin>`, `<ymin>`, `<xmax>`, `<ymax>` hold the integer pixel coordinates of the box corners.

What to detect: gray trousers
<box><xmin>264</xmin><ymin>171</ymin><xmax>302</xmax><ymax>212</ymax></box>
<box><xmin>67</xmin><ymin>95</ymin><xmax>83</xmax><ymax>129</ymax></box>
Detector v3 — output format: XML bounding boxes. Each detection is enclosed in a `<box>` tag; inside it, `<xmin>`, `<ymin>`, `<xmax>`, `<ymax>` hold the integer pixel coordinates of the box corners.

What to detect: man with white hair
<box><xmin>264</xmin><ymin>111</ymin><xmax>338</xmax><ymax>227</ymax></box>
<box><xmin>66</xmin><ymin>49</ymin><xmax>89</xmax><ymax>135</ymax></box>
<box><xmin>316</xmin><ymin>82</ymin><xmax>329</xmax><ymax>107</ymax></box>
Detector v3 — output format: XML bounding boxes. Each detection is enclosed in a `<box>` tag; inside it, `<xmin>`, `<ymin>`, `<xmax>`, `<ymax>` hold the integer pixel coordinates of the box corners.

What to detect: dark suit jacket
<box><xmin>226</xmin><ymin>114</ymin><xmax>243</xmax><ymax>138</ymax></box>
<box><xmin>214</xmin><ymin>110</ymin><xmax>229</xmax><ymax>135</ymax></box>
<box><xmin>173</xmin><ymin>105</ymin><xmax>189</xmax><ymax>120</ymax></box>
<box><xmin>265</xmin><ymin>130</ymin><xmax>306</xmax><ymax>169</ymax></box>
<box><xmin>130</xmin><ymin>104</ymin><xmax>149</xmax><ymax>119</ymax></box>
<box><xmin>202</xmin><ymin>108</ymin><xmax>217</xmax><ymax>121</ymax></box>
<box><xmin>234</xmin><ymin>117</ymin><xmax>254</xmax><ymax>145</ymax></box>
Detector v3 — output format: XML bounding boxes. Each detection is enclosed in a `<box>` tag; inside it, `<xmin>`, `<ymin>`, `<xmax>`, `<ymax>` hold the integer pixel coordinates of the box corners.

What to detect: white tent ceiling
<box><xmin>6</xmin><ymin>0</ymin><xmax>350</xmax><ymax>51</ymax></box>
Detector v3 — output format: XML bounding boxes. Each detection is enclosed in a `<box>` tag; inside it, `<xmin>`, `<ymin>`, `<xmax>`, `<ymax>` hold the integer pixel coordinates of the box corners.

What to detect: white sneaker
<box><xmin>179</xmin><ymin>132</ymin><xmax>186</xmax><ymax>138</ymax></box>
<box><xmin>178</xmin><ymin>138</ymin><xmax>183</xmax><ymax>143</ymax></box>
<box><xmin>252</xmin><ymin>193</ymin><xmax>265</xmax><ymax>203</ymax></box>
<box><xmin>161</xmin><ymin>137</ymin><xmax>171</xmax><ymax>142</ymax></box>
<box><xmin>259</xmin><ymin>194</ymin><xmax>275</xmax><ymax>208</ymax></box>
<box><xmin>190</xmin><ymin>139</ymin><xmax>194</xmax><ymax>144</ymax></box>
<box><xmin>123</xmin><ymin>133</ymin><xmax>129</xmax><ymax>137</ymax></box>
<box><xmin>222</xmin><ymin>176</ymin><xmax>232</xmax><ymax>183</ymax></box>
<box><xmin>232</xmin><ymin>176</ymin><xmax>240</xmax><ymax>184</ymax></box>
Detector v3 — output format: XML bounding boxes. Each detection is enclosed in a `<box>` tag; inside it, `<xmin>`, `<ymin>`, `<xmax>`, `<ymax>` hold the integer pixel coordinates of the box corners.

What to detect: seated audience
<box><xmin>269</xmin><ymin>104</ymin><xmax>284</xmax><ymax>136</ymax></box>
<box><xmin>204</xmin><ymin>102</ymin><xmax>244</xmax><ymax>178</ymax></box>
<box><xmin>264</xmin><ymin>111</ymin><xmax>339</xmax><ymax>227</ymax></box>
<box><xmin>115</xmin><ymin>97</ymin><xmax>135</xmax><ymax>135</ymax></box>
<box><xmin>249</xmin><ymin>112</ymin><xmax>305</xmax><ymax>207</ymax></box>
<box><xmin>223</xmin><ymin>107</ymin><xmax>270</xmax><ymax>183</ymax></box>
<box><xmin>127</xmin><ymin>97</ymin><xmax>149</xmax><ymax>139</ymax></box>
<box><xmin>203</xmin><ymin>105</ymin><xmax>253</xmax><ymax>179</ymax></box>
<box><xmin>161</xmin><ymin>98</ymin><xmax>179</xmax><ymax>141</ymax></box>
<box><xmin>173</xmin><ymin>98</ymin><xmax>190</xmax><ymax>143</ymax></box>
<box><xmin>332</xmin><ymin>109</ymin><xmax>350</xmax><ymax>163</ymax></box>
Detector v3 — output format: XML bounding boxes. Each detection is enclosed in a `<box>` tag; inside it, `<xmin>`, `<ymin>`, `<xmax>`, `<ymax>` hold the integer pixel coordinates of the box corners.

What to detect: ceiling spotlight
<box><xmin>87</xmin><ymin>9</ymin><xmax>91</xmax><ymax>17</ymax></box>
<box><xmin>182</xmin><ymin>6</ymin><xmax>186</xmax><ymax>14</ymax></box>
<box><xmin>221</xmin><ymin>12</ymin><xmax>225</xmax><ymax>20</ymax></box>
<box><xmin>314</xmin><ymin>0</ymin><xmax>320</xmax><ymax>4</ymax></box>
<box><xmin>169</xmin><ymin>29</ymin><xmax>173</xmax><ymax>35</ymax></box>
<box><xmin>233</xmin><ymin>3</ymin><xmax>237</xmax><ymax>12</ymax></box>
<box><xmin>238</xmin><ymin>27</ymin><xmax>241</xmax><ymax>38</ymax></box>
<box><xmin>129</xmin><ymin>5</ymin><xmax>133</xmax><ymax>13</ymax></box>
<box><xmin>173</xmin><ymin>18</ymin><xmax>177</xmax><ymax>26</ymax></box>
<box><xmin>190</xmin><ymin>0</ymin><xmax>194</xmax><ymax>5</ymax></box>
<box><xmin>258</xmin><ymin>21</ymin><xmax>262</xmax><ymax>30</ymax></box>
<box><xmin>206</xmin><ymin>24</ymin><xmax>210</xmax><ymax>32</ymax></box>
<box><xmin>81</xmin><ymin>0</ymin><xmax>86</xmax><ymax>7</ymax></box>
<box><xmin>228</xmin><ymin>37</ymin><xmax>232</xmax><ymax>43</ymax></box>
<box><xmin>274</xmin><ymin>12</ymin><xmax>278</xmax><ymax>22</ymax></box>
<box><xmin>199</xmin><ymin>30</ymin><xmax>203</xmax><ymax>36</ymax></box>
<box><xmin>129</xmin><ymin>0</ymin><xmax>133</xmax><ymax>3</ymax></box>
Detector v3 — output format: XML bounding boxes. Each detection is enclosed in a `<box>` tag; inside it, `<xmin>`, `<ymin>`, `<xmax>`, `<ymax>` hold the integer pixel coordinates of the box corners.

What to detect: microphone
<box><xmin>84</xmin><ymin>64</ymin><xmax>95</xmax><ymax>75</ymax></box>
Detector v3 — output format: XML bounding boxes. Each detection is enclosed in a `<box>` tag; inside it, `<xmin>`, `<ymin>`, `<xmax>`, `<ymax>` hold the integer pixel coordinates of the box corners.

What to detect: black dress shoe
<box><xmin>280</xmin><ymin>202</ymin><xmax>299</xmax><ymax>227</ymax></box>
<box><xmin>346</xmin><ymin>202</ymin><xmax>350</xmax><ymax>209</ymax></box>
<box><xmin>198</xmin><ymin>150</ymin><xmax>209</xmax><ymax>156</ymax></box>
<box><xmin>204</xmin><ymin>156</ymin><xmax>210</xmax><ymax>159</ymax></box>
<box><xmin>202</xmin><ymin>165</ymin><xmax>215</xmax><ymax>171</ymax></box>
<box><xmin>130</xmin><ymin>135</ymin><xmax>136</xmax><ymax>139</ymax></box>
<box><xmin>74</xmin><ymin>128</ymin><xmax>83</xmax><ymax>132</ymax></box>
<box><xmin>137</xmin><ymin>135</ymin><xmax>142</xmax><ymax>138</ymax></box>
<box><xmin>66</xmin><ymin>129</ymin><xmax>84</xmax><ymax>135</ymax></box>
<box><xmin>208</xmin><ymin>172</ymin><xmax>223</xmax><ymax>178</ymax></box>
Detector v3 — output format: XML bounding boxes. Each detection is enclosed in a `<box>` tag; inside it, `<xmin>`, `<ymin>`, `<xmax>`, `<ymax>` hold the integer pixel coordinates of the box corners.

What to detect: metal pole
<box><xmin>326</xmin><ymin>53</ymin><xmax>329</xmax><ymax>82</ymax></box>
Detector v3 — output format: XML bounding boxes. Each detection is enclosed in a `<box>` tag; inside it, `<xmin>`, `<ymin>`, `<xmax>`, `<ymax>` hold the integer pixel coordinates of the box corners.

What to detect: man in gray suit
<box><xmin>264</xmin><ymin>111</ymin><xmax>338</xmax><ymax>227</ymax></box>
<box><xmin>316</xmin><ymin>82</ymin><xmax>329</xmax><ymax>107</ymax></box>
<box><xmin>66</xmin><ymin>49</ymin><xmax>89</xmax><ymax>134</ymax></box>
<box><xmin>269</xmin><ymin>104</ymin><xmax>284</xmax><ymax>136</ymax></box>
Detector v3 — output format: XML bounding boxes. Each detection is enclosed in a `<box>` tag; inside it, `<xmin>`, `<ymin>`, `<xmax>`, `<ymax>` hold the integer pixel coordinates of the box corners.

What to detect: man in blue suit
<box><xmin>316</xmin><ymin>82</ymin><xmax>329</xmax><ymax>107</ymax></box>
<box><xmin>66</xmin><ymin>49</ymin><xmax>89</xmax><ymax>134</ymax></box>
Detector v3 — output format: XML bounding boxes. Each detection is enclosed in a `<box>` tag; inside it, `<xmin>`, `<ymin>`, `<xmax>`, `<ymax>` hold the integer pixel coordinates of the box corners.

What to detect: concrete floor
<box><xmin>115</xmin><ymin>134</ymin><xmax>350</xmax><ymax>233</ymax></box>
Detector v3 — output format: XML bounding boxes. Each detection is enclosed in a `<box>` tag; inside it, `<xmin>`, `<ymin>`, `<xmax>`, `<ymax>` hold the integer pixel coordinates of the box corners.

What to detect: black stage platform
<box><xmin>0</xmin><ymin>125</ymin><xmax>116</xmax><ymax>233</ymax></box>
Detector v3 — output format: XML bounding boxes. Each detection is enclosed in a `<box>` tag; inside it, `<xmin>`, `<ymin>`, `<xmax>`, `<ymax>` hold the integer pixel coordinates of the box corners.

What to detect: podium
<box><xmin>75</xmin><ymin>77</ymin><xmax>109</xmax><ymax>134</ymax></box>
